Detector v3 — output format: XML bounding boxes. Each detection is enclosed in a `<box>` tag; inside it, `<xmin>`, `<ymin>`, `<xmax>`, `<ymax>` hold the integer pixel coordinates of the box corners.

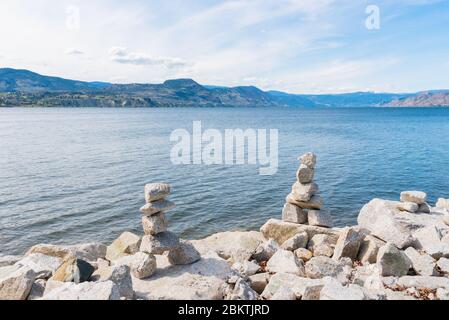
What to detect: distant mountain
<box><xmin>385</xmin><ymin>91</ymin><xmax>449</xmax><ymax>107</ymax></box>
<box><xmin>0</xmin><ymin>68</ymin><xmax>447</xmax><ymax>108</ymax></box>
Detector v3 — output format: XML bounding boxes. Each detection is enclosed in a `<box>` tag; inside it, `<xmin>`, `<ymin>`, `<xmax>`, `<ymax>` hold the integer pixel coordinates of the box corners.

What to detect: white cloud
<box><xmin>108</xmin><ymin>47</ymin><xmax>189</xmax><ymax>69</ymax></box>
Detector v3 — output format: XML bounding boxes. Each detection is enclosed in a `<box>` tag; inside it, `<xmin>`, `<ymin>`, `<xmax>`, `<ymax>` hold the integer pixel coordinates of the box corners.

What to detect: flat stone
<box><xmin>0</xmin><ymin>266</ymin><xmax>36</xmax><ymax>300</ymax></box>
<box><xmin>248</xmin><ymin>273</ymin><xmax>270</xmax><ymax>294</ymax></box>
<box><xmin>291</xmin><ymin>182</ymin><xmax>319</xmax><ymax>202</ymax></box>
<box><xmin>252</xmin><ymin>239</ymin><xmax>279</xmax><ymax>262</ymax></box>
<box><xmin>115</xmin><ymin>252</ymin><xmax>157</xmax><ymax>279</ymax></box>
<box><xmin>26</xmin><ymin>244</ymin><xmax>72</xmax><ymax>259</ymax></box>
<box><xmin>400</xmin><ymin>191</ymin><xmax>427</xmax><ymax>205</ymax></box>
<box><xmin>437</xmin><ymin>257</ymin><xmax>449</xmax><ymax>274</ymax></box>
<box><xmin>282</xmin><ymin>203</ymin><xmax>308</xmax><ymax>224</ymax></box>
<box><xmin>308</xmin><ymin>210</ymin><xmax>333</xmax><ymax>228</ymax></box>
<box><xmin>140</xmin><ymin>232</ymin><xmax>180</xmax><ymax>255</ymax></box>
<box><xmin>144</xmin><ymin>183</ymin><xmax>171</xmax><ymax>203</ymax></box>
<box><xmin>106</xmin><ymin>232</ymin><xmax>141</xmax><ymax>261</ymax></box>
<box><xmin>298</xmin><ymin>152</ymin><xmax>317</xmax><ymax>168</ymax></box>
<box><xmin>320</xmin><ymin>278</ymin><xmax>367</xmax><ymax>300</ymax></box>
<box><xmin>15</xmin><ymin>253</ymin><xmax>64</xmax><ymax>278</ymax></box>
<box><xmin>42</xmin><ymin>280</ymin><xmax>120</xmax><ymax>300</ymax></box>
<box><xmin>294</xmin><ymin>248</ymin><xmax>313</xmax><ymax>262</ymax></box>
<box><xmin>133</xmin><ymin>252</ymin><xmax>233</xmax><ymax>300</ymax></box>
<box><xmin>305</xmin><ymin>257</ymin><xmax>351</xmax><ymax>283</ymax></box>
<box><xmin>404</xmin><ymin>247</ymin><xmax>438</xmax><ymax>276</ymax></box>
<box><xmin>140</xmin><ymin>199</ymin><xmax>175</xmax><ymax>216</ymax></box>
<box><xmin>397</xmin><ymin>202</ymin><xmax>419</xmax><ymax>213</ymax></box>
<box><xmin>142</xmin><ymin>213</ymin><xmax>168</xmax><ymax>235</ymax></box>
<box><xmin>0</xmin><ymin>255</ymin><xmax>22</xmax><ymax>268</ymax></box>
<box><xmin>260</xmin><ymin>219</ymin><xmax>340</xmax><ymax>245</ymax></box>
<box><xmin>267</xmin><ymin>250</ymin><xmax>305</xmax><ymax>276</ymax></box>
<box><xmin>92</xmin><ymin>264</ymin><xmax>134</xmax><ymax>299</ymax></box>
<box><xmin>51</xmin><ymin>257</ymin><xmax>95</xmax><ymax>284</ymax></box>
<box><xmin>281</xmin><ymin>232</ymin><xmax>308</xmax><ymax>251</ymax></box>
<box><xmin>332</xmin><ymin>227</ymin><xmax>363</xmax><ymax>261</ymax></box>
<box><xmin>191</xmin><ymin>231</ymin><xmax>264</xmax><ymax>263</ymax></box>
<box><xmin>286</xmin><ymin>194</ymin><xmax>322</xmax><ymax>210</ymax></box>
<box><xmin>296</xmin><ymin>164</ymin><xmax>314</xmax><ymax>184</ymax></box>
<box><xmin>168</xmin><ymin>240</ymin><xmax>201</xmax><ymax>265</ymax></box>
<box><xmin>261</xmin><ymin>273</ymin><xmax>325</xmax><ymax>299</ymax></box>
<box><xmin>27</xmin><ymin>279</ymin><xmax>47</xmax><ymax>300</ymax></box>
<box><xmin>357</xmin><ymin>235</ymin><xmax>385</xmax><ymax>264</ymax></box>
<box><xmin>377</xmin><ymin>243</ymin><xmax>412</xmax><ymax>277</ymax></box>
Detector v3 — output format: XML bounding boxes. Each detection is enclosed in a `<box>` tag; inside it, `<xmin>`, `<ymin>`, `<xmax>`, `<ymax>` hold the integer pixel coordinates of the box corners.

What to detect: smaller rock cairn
<box><xmin>282</xmin><ymin>152</ymin><xmax>333</xmax><ymax>228</ymax></box>
<box><xmin>139</xmin><ymin>183</ymin><xmax>200</xmax><ymax>267</ymax></box>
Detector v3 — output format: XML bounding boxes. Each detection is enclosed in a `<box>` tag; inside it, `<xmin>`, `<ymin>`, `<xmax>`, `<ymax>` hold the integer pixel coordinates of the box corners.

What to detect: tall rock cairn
<box><xmin>139</xmin><ymin>183</ymin><xmax>201</xmax><ymax>266</ymax></box>
<box><xmin>282</xmin><ymin>152</ymin><xmax>333</xmax><ymax>228</ymax></box>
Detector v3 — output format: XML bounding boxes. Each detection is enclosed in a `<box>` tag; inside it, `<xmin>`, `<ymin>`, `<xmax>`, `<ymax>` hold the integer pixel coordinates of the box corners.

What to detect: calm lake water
<box><xmin>1</xmin><ymin>107</ymin><xmax>449</xmax><ymax>255</ymax></box>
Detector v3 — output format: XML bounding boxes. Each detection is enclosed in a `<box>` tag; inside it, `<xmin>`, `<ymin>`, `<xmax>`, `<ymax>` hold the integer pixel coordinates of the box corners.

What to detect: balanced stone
<box><xmin>140</xmin><ymin>232</ymin><xmax>180</xmax><ymax>255</ymax></box>
<box><xmin>286</xmin><ymin>194</ymin><xmax>322</xmax><ymax>210</ymax></box>
<box><xmin>140</xmin><ymin>199</ymin><xmax>175</xmax><ymax>216</ymax></box>
<box><xmin>400</xmin><ymin>191</ymin><xmax>427</xmax><ymax>205</ymax></box>
<box><xmin>167</xmin><ymin>240</ymin><xmax>201</xmax><ymax>265</ymax></box>
<box><xmin>142</xmin><ymin>213</ymin><xmax>168</xmax><ymax>235</ymax></box>
<box><xmin>291</xmin><ymin>182</ymin><xmax>319</xmax><ymax>202</ymax></box>
<box><xmin>144</xmin><ymin>183</ymin><xmax>171</xmax><ymax>203</ymax></box>
<box><xmin>396</xmin><ymin>202</ymin><xmax>419</xmax><ymax>213</ymax></box>
<box><xmin>296</xmin><ymin>164</ymin><xmax>314</xmax><ymax>184</ymax></box>
<box><xmin>299</xmin><ymin>152</ymin><xmax>317</xmax><ymax>168</ymax></box>
<box><xmin>308</xmin><ymin>210</ymin><xmax>333</xmax><ymax>228</ymax></box>
<box><xmin>282</xmin><ymin>203</ymin><xmax>307</xmax><ymax>224</ymax></box>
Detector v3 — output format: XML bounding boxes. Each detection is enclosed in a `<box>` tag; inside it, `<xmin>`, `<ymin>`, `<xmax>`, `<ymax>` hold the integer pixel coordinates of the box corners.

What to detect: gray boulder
<box><xmin>377</xmin><ymin>243</ymin><xmax>412</xmax><ymax>277</ymax></box>
<box><xmin>248</xmin><ymin>273</ymin><xmax>270</xmax><ymax>294</ymax></box>
<box><xmin>140</xmin><ymin>232</ymin><xmax>180</xmax><ymax>255</ymax></box>
<box><xmin>0</xmin><ymin>266</ymin><xmax>36</xmax><ymax>300</ymax></box>
<box><xmin>267</xmin><ymin>250</ymin><xmax>305</xmax><ymax>276</ymax></box>
<box><xmin>320</xmin><ymin>278</ymin><xmax>367</xmax><ymax>300</ymax></box>
<box><xmin>142</xmin><ymin>213</ymin><xmax>168</xmax><ymax>235</ymax></box>
<box><xmin>282</xmin><ymin>203</ymin><xmax>308</xmax><ymax>224</ymax></box>
<box><xmin>332</xmin><ymin>227</ymin><xmax>363</xmax><ymax>261</ymax></box>
<box><xmin>404</xmin><ymin>247</ymin><xmax>438</xmax><ymax>276</ymax></box>
<box><xmin>27</xmin><ymin>279</ymin><xmax>47</xmax><ymax>300</ymax></box>
<box><xmin>168</xmin><ymin>240</ymin><xmax>201</xmax><ymax>265</ymax></box>
<box><xmin>308</xmin><ymin>210</ymin><xmax>333</xmax><ymax>228</ymax></box>
<box><xmin>281</xmin><ymin>232</ymin><xmax>308</xmax><ymax>251</ymax></box>
<box><xmin>225</xmin><ymin>278</ymin><xmax>258</xmax><ymax>300</ymax></box>
<box><xmin>357</xmin><ymin>234</ymin><xmax>385</xmax><ymax>264</ymax></box>
<box><xmin>305</xmin><ymin>256</ymin><xmax>351</xmax><ymax>283</ymax></box>
<box><xmin>115</xmin><ymin>252</ymin><xmax>157</xmax><ymax>279</ymax></box>
<box><xmin>92</xmin><ymin>264</ymin><xmax>134</xmax><ymax>299</ymax></box>
<box><xmin>291</xmin><ymin>182</ymin><xmax>319</xmax><ymax>202</ymax></box>
<box><xmin>144</xmin><ymin>183</ymin><xmax>171</xmax><ymax>203</ymax></box>
<box><xmin>252</xmin><ymin>239</ymin><xmax>279</xmax><ymax>262</ymax></box>
<box><xmin>296</xmin><ymin>164</ymin><xmax>314</xmax><ymax>184</ymax></box>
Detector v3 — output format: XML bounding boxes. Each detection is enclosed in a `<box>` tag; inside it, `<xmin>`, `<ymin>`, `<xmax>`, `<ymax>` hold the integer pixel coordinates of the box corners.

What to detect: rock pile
<box><xmin>283</xmin><ymin>152</ymin><xmax>332</xmax><ymax>228</ymax></box>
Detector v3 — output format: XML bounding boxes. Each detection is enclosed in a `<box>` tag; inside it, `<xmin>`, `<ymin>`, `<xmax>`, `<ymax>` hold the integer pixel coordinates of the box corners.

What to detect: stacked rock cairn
<box><xmin>139</xmin><ymin>183</ymin><xmax>201</xmax><ymax>268</ymax></box>
<box><xmin>282</xmin><ymin>152</ymin><xmax>333</xmax><ymax>228</ymax></box>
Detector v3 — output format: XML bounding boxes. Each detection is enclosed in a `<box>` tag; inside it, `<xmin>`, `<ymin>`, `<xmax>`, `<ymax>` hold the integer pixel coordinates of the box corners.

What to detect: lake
<box><xmin>1</xmin><ymin>107</ymin><xmax>449</xmax><ymax>255</ymax></box>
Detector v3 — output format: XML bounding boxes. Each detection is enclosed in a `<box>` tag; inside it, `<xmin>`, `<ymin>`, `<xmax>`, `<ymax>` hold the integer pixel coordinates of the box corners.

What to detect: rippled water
<box><xmin>1</xmin><ymin>107</ymin><xmax>449</xmax><ymax>255</ymax></box>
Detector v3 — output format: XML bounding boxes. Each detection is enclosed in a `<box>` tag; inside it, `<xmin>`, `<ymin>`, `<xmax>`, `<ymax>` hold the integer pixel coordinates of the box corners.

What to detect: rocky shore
<box><xmin>2</xmin><ymin>153</ymin><xmax>449</xmax><ymax>300</ymax></box>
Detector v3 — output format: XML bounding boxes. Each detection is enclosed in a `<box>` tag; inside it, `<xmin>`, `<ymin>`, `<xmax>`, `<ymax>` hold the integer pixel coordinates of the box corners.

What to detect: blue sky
<box><xmin>0</xmin><ymin>0</ymin><xmax>448</xmax><ymax>93</ymax></box>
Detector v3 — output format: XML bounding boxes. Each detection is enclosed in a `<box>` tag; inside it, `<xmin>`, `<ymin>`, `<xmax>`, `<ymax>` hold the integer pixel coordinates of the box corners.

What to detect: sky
<box><xmin>0</xmin><ymin>0</ymin><xmax>448</xmax><ymax>94</ymax></box>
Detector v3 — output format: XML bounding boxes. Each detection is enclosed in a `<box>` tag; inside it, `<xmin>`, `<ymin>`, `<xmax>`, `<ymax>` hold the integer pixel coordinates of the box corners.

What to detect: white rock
<box><xmin>0</xmin><ymin>255</ymin><xmax>22</xmax><ymax>268</ymax></box>
<box><xmin>397</xmin><ymin>202</ymin><xmax>419</xmax><ymax>213</ymax></box>
<box><xmin>248</xmin><ymin>273</ymin><xmax>270</xmax><ymax>294</ymax></box>
<box><xmin>140</xmin><ymin>199</ymin><xmax>175</xmax><ymax>216</ymax></box>
<box><xmin>270</xmin><ymin>286</ymin><xmax>297</xmax><ymax>300</ymax></box>
<box><xmin>140</xmin><ymin>232</ymin><xmax>180</xmax><ymax>255</ymax></box>
<box><xmin>437</xmin><ymin>288</ymin><xmax>449</xmax><ymax>300</ymax></box>
<box><xmin>261</xmin><ymin>273</ymin><xmax>325</xmax><ymax>299</ymax></box>
<box><xmin>291</xmin><ymin>182</ymin><xmax>319</xmax><ymax>202</ymax></box>
<box><xmin>400</xmin><ymin>191</ymin><xmax>427</xmax><ymax>205</ymax></box>
<box><xmin>282</xmin><ymin>203</ymin><xmax>307</xmax><ymax>224</ymax></box>
<box><xmin>168</xmin><ymin>240</ymin><xmax>201</xmax><ymax>266</ymax></box>
<box><xmin>298</xmin><ymin>152</ymin><xmax>317</xmax><ymax>168</ymax></box>
<box><xmin>144</xmin><ymin>183</ymin><xmax>171</xmax><ymax>203</ymax></box>
<box><xmin>436</xmin><ymin>198</ymin><xmax>449</xmax><ymax>210</ymax></box>
<box><xmin>301</xmin><ymin>283</ymin><xmax>325</xmax><ymax>300</ymax></box>
<box><xmin>437</xmin><ymin>257</ymin><xmax>449</xmax><ymax>274</ymax></box>
<box><xmin>425</xmin><ymin>244</ymin><xmax>449</xmax><ymax>259</ymax></box>
<box><xmin>133</xmin><ymin>252</ymin><xmax>233</xmax><ymax>300</ymax></box>
<box><xmin>308</xmin><ymin>210</ymin><xmax>333</xmax><ymax>228</ymax></box>
<box><xmin>26</xmin><ymin>244</ymin><xmax>72</xmax><ymax>259</ymax></box>
<box><xmin>92</xmin><ymin>265</ymin><xmax>134</xmax><ymax>299</ymax></box>
<box><xmin>296</xmin><ymin>164</ymin><xmax>315</xmax><ymax>184</ymax></box>
<box><xmin>261</xmin><ymin>219</ymin><xmax>340</xmax><ymax>245</ymax></box>
<box><xmin>305</xmin><ymin>257</ymin><xmax>351</xmax><ymax>283</ymax></box>
<box><xmin>232</xmin><ymin>260</ymin><xmax>260</xmax><ymax>277</ymax></box>
<box><xmin>396</xmin><ymin>276</ymin><xmax>449</xmax><ymax>289</ymax></box>
<box><xmin>15</xmin><ymin>253</ymin><xmax>64</xmax><ymax>278</ymax></box>
<box><xmin>286</xmin><ymin>194</ymin><xmax>323</xmax><ymax>210</ymax></box>
<box><xmin>443</xmin><ymin>233</ymin><xmax>449</xmax><ymax>244</ymax></box>
<box><xmin>414</xmin><ymin>225</ymin><xmax>442</xmax><ymax>252</ymax></box>
<box><xmin>0</xmin><ymin>266</ymin><xmax>36</xmax><ymax>300</ymax></box>
<box><xmin>66</xmin><ymin>243</ymin><xmax>107</xmax><ymax>263</ymax></box>
<box><xmin>357</xmin><ymin>235</ymin><xmax>385</xmax><ymax>264</ymax></box>
<box><xmin>404</xmin><ymin>247</ymin><xmax>438</xmax><ymax>276</ymax></box>
<box><xmin>106</xmin><ymin>232</ymin><xmax>141</xmax><ymax>261</ymax></box>
<box><xmin>267</xmin><ymin>250</ymin><xmax>305</xmax><ymax>276</ymax></box>
<box><xmin>142</xmin><ymin>213</ymin><xmax>168</xmax><ymax>235</ymax></box>
<box><xmin>281</xmin><ymin>232</ymin><xmax>308</xmax><ymax>251</ymax></box>
<box><xmin>320</xmin><ymin>278</ymin><xmax>367</xmax><ymax>300</ymax></box>
<box><xmin>377</xmin><ymin>243</ymin><xmax>412</xmax><ymax>277</ymax></box>
<box><xmin>252</xmin><ymin>239</ymin><xmax>279</xmax><ymax>262</ymax></box>
<box><xmin>192</xmin><ymin>231</ymin><xmax>264</xmax><ymax>263</ymax></box>
<box><xmin>42</xmin><ymin>280</ymin><xmax>120</xmax><ymax>300</ymax></box>
<box><xmin>294</xmin><ymin>248</ymin><xmax>313</xmax><ymax>262</ymax></box>
<box><xmin>332</xmin><ymin>227</ymin><xmax>363</xmax><ymax>261</ymax></box>
<box><xmin>225</xmin><ymin>278</ymin><xmax>258</xmax><ymax>300</ymax></box>
<box><xmin>115</xmin><ymin>252</ymin><xmax>157</xmax><ymax>279</ymax></box>
<box><xmin>307</xmin><ymin>234</ymin><xmax>336</xmax><ymax>258</ymax></box>
<box><xmin>27</xmin><ymin>279</ymin><xmax>46</xmax><ymax>300</ymax></box>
